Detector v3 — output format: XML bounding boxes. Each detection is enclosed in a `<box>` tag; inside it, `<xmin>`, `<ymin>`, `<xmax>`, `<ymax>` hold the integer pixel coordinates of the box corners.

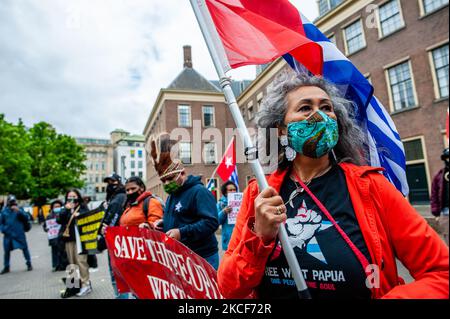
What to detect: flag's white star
<box><xmin>225</xmin><ymin>156</ymin><xmax>233</xmax><ymax>169</ymax></box>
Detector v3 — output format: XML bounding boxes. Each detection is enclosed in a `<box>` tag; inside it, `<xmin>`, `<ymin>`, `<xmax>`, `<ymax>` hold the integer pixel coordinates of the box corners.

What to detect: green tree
<box><xmin>27</xmin><ymin>122</ymin><xmax>86</xmax><ymax>205</ymax></box>
<box><xmin>0</xmin><ymin>114</ymin><xmax>33</xmax><ymax>199</ymax></box>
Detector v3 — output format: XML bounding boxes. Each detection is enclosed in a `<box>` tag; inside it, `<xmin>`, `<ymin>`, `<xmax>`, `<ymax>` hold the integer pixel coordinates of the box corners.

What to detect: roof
<box><xmin>111</xmin><ymin>128</ymin><xmax>129</xmax><ymax>134</ymax></box>
<box><xmin>118</xmin><ymin>134</ymin><xmax>145</xmax><ymax>142</ymax></box>
<box><xmin>167</xmin><ymin>67</ymin><xmax>221</xmax><ymax>92</ymax></box>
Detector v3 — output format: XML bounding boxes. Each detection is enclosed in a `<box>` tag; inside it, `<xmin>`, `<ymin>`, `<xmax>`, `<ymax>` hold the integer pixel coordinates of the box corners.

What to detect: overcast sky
<box><xmin>0</xmin><ymin>0</ymin><xmax>318</xmax><ymax>138</ymax></box>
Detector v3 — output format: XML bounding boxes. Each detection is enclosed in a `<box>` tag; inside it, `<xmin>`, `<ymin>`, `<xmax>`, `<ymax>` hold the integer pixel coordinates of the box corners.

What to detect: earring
<box><xmin>280</xmin><ymin>135</ymin><xmax>296</xmax><ymax>161</ymax></box>
<box><xmin>331</xmin><ymin>149</ymin><xmax>338</xmax><ymax>163</ymax></box>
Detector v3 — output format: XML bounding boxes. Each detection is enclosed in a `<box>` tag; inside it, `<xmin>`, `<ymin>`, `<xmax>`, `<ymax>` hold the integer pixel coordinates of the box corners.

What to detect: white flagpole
<box><xmin>190</xmin><ymin>0</ymin><xmax>311</xmax><ymax>298</ymax></box>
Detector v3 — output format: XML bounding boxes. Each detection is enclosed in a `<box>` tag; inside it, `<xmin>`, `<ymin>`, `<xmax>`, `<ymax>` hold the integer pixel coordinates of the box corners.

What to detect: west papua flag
<box><xmin>216</xmin><ymin>138</ymin><xmax>236</xmax><ymax>182</ymax></box>
<box><xmin>202</xmin><ymin>0</ymin><xmax>323</xmax><ymax>75</ymax></box>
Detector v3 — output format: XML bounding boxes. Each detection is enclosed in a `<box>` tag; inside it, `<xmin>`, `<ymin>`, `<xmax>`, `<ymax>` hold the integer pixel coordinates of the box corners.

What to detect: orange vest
<box><xmin>119</xmin><ymin>192</ymin><xmax>163</xmax><ymax>227</ymax></box>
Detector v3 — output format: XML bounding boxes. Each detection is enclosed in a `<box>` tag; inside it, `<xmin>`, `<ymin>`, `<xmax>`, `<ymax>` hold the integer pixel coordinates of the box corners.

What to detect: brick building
<box><xmin>143</xmin><ymin>46</ymin><xmax>250</xmax><ymax>200</ymax></box>
<box><xmin>237</xmin><ymin>0</ymin><xmax>448</xmax><ymax>204</ymax></box>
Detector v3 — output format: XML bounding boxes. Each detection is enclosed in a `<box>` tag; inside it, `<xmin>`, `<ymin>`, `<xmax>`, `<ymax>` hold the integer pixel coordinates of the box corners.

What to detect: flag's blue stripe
<box><xmin>303</xmin><ymin>23</ymin><xmax>330</xmax><ymax>43</ymax></box>
<box><xmin>367</xmin><ymin>121</ymin><xmax>406</xmax><ymax>166</ymax></box>
<box><xmin>379</xmin><ymin>155</ymin><xmax>403</xmax><ymax>192</ymax></box>
<box><xmin>369</xmin><ymin>97</ymin><xmax>401</xmax><ymax>140</ymax></box>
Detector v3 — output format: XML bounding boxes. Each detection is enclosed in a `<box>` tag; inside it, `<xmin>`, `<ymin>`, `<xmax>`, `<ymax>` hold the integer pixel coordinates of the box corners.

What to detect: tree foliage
<box><xmin>0</xmin><ymin>115</ymin><xmax>86</xmax><ymax>204</ymax></box>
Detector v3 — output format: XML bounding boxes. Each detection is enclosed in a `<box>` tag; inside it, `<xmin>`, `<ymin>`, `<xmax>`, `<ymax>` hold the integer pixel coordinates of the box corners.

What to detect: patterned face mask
<box><xmin>287</xmin><ymin>110</ymin><xmax>339</xmax><ymax>158</ymax></box>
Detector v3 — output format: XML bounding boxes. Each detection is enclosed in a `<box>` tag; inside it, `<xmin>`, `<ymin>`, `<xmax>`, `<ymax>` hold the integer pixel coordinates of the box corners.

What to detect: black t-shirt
<box><xmin>258</xmin><ymin>164</ymin><xmax>372</xmax><ymax>299</ymax></box>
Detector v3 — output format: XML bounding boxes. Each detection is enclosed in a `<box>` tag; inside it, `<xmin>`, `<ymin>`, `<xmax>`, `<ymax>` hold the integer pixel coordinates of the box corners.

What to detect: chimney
<box><xmin>183</xmin><ymin>45</ymin><xmax>192</xmax><ymax>68</ymax></box>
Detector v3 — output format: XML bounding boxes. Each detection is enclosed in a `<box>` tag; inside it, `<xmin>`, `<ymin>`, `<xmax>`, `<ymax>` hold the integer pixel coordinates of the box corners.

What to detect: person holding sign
<box><xmin>218</xmin><ymin>72</ymin><xmax>449</xmax><ymax>299</ymax></box>
<box><xmin>57</xmin><ymin>189</ymin><xmax>91</xmax><ymax>297</ymax></box>
<box><xmin>217</xmin><ymin>181</ymin><xmax>238</xmax><ymax>251</ymax></box>
<box><xmin>150</xmin><ymin>133</ymin><xmax>220</xmax><ymax>270</ymax></box>
<box><xmin>43</xmin><ymin>200</ymin><xmax>64</xmax><ymax>271</ymax></box>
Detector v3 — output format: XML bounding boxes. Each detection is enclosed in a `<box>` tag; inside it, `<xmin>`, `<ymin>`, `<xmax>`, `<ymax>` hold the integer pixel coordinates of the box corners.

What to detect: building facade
<box><xmin>111</xmin><ymin>129</ymin><xmax>147</xmax><ymax>182</ymax></box>
<box><xmin>76</xmin><ymin>137</ymin><xmax>114</xmax><ymax>201</ymax></box>
<box><xmin>143</xmin><ymin>46</ymin><xmax>250</xmax><ymax>200</ymax></box>
<box><xmin>238</xmin><ymin>0</ymin><xmax>449</xmax><ymax>205</ymax></box>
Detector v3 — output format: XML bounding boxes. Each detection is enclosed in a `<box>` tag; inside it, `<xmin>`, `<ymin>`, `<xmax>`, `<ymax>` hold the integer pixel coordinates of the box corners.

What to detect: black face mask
<box><xmin>106</xmin><ymin>184</ymin><xmax>118</xmax><ymax>195</ymax></box>
<box><xmin>127</xmin><ymin>191</ymin><xmax>140</xmax><ymax>203</ymax></box>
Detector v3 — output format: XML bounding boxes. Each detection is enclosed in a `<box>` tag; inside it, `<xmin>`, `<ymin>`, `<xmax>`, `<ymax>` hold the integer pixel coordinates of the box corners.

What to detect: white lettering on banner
<box><xmin>147</xmin><ymin>275</ymin><xmax>193</xmax><ymax>299</ymax></box>
<box><xmin>112</xmin><ymin>235</ymin><xmax>222</xmax><ymax>299</ymax></box>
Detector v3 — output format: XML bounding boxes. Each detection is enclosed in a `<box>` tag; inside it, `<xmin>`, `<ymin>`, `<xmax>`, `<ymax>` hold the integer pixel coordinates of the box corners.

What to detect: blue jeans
<box><xmin>4</xmin><ymin>246</ymin><xmax>31</xmax><ymax>268</ymax></box>
<box><xmin>204</xmin><ymin>252</ymin><xmax>219</xmax><ymax>270</ymax></box>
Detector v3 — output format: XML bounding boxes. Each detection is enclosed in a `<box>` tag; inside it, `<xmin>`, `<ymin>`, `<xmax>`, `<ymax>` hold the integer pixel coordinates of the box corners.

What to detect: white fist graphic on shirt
<box><xmin>285</xmin><ymin>200</ymin><xmax>322</xmax><ymax>250</ymax></box>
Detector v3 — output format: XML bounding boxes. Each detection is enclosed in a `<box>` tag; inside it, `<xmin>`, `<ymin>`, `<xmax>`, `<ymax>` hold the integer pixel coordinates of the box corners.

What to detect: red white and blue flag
<box><xmin>202</xmin><ymin>0</ymin><xmax>409</xmax><ymax>195</ymax></box>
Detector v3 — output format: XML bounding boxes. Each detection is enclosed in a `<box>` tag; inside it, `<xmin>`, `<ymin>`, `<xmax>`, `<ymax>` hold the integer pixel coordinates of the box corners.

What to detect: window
<box><xmin>95</xmin><ymin>176</ymin><xmax>99</xmax><ymax>183</ymax></box>
<box><xmin>328</xmin><ymin>34</ymin><xmax>336</xmax><ymax>45</ymax></box>
<box><xmin>344</xmin><ymin>20</ymin><xmax>365</xmax><ymax>55</ymax></box>
<box><xmin>131</xmin><ymin>171</ymin><xmax>135</xmax><ymax>177</ymax></box>
<box><xmin>204</xmin><ymin>142</ymin><xmax>217</xmax><ymax>164</ymax></box>
<box><xmin>319</xmin><ymin>0</ymin><xmax>343</xmax><ymax>16</ymax></box>
<box><xmin>138</xmin><ymin>161</ymin><xmax>143</xmax><ymax>169</ymax></box>
<box><xmin>179</xmin><ymin>142</ymin><xmax>192</xmax><ymax>165</ymax></box>
<box><xmin>422</xmin><ymin>0</ymin><xmax>448</xmax><ymax>14</ymax></box>
<box><xmin>101</xmin><ymin>162</ymin><xmax>105</xmax><ymax>170</ymax></box>
<box><xmin>256</xmin><ymin>92</ymin><xmax>264</xmax><ymax>112</ymax></box>
<box><xmin>138</xmin><ymin>150</ymin><xmax>143</xmax><ymax>158</ymax></box>
<box><xmin>202</xmin><ymin>106</ymin><xmax>215</xmax><ymax>127</ymax></box>
<box><xmin>138</xmin><ymin>172</ymin><xmax>143</xmax><ymax>178</ymax></box>
<box><xmin>403</xmin><ymin>137</ymin><xmax>430</xmax><ymax>204</ymax></box>
<box><xmin>387</xmin><ymin>61</ymin><xmax>417</xmax><ymax>111</ymax></box>
<box><xmin>431</xmin><ymin>44</ymin><xmax>449</xmax><ymax>98</ymax></box>
<box><xmin>247</xmin><ymin>101</ymin><xmax>254</xmax><ymax>120</ymax></box>
<box><xmin>319</xmin><ymin>0</ymin><xmax>330</xmax><ymax>16</ymax></box>
<box><xmin>130</xmin><ymin>161</ymin><xmax>135</xmax><ymax>169</ymax></box>
<box><xmin>404</xmin><ymin>139</ymin><xmax>424</xmax><ymax>161</ymax></box>
<box><xmin>178</xmin><ymin>105</ymin><xmax>191</xmax><ymax>127</ymax></box>
<box><xmin>130</xmin><ymin>150</ymin><xmax>135</xmax><ymax>158</ymax></box>
<box><xmin>378</xmin><ymin>0</ymin><xmax>404</xmax><ymax>37</ymax></box>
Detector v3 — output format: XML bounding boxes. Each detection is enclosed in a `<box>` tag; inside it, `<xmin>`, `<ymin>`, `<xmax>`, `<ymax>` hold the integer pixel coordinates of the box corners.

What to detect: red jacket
<box><xmin>218</xmin><ymin>163</ymin><xmax>449</xmax><ymax>299</ymax></box>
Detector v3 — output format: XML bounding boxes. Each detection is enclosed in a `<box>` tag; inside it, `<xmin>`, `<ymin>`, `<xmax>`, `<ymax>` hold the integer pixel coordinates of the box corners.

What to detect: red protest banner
<box><xmin>105</xmin><ymin>226</ymin><xmax>223</xmax><ymax>299</ymax></box>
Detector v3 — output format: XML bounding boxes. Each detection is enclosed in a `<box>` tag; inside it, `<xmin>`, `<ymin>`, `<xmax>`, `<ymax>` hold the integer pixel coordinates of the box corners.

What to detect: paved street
<box><xmin>0</xmin><ymin>220</ymin><xmax>417</xmax><ymax>299</ymax></box>
<box><xmin>0</xmin><ymin>223</ymin><xmax>114</xmax><ymax>299</ymax></box>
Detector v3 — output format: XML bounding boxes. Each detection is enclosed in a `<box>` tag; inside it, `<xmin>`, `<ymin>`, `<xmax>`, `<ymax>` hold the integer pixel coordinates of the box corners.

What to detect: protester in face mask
<box><xmin>43</xmin><ymin>200</ymin><xmax>64</xmax><ymax>271</ymax></box>
<box><xmin>0</xmin><ymin>195</ymin><xmax>33</xmax><ymax>274</ymax></box>
<box><xmin>431</xmin><ymin>148</ymin><xmax>449</xmax><ymax>246</ymax></box>
<box><xmin>57</xmin><ymin>189</ymin><xmax>92</xmax><ymax>297</ymax></box>
<box><xmin>150</xmin><ymin>133</ymin><xmax>220</xmax><ymax>270</ymax></box>
<box><xmin>217</xmin><ymin>181</ymin><xmax>238</xmax><ymax>252</ymax></box>
<box><xmin>119</xmin><ymin>176</ymin><xmax>163</xmax><ymax>229</ymax></box>
<box><xmin>100</xmin><ymin>173</ymin><xmax>127</xmax><ymax>299</ymax></box>
<box><xmin>217</xmin><ymin>71</ymin><xmax>449</xmax><ymax>299</ymax></box>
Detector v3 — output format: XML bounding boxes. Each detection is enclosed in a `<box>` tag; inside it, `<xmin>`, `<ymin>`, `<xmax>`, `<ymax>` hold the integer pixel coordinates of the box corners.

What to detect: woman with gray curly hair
<box><xmin>217</xmin><ymin>71</ymin><xmax>448</xmax><ymax>299</ymax></box>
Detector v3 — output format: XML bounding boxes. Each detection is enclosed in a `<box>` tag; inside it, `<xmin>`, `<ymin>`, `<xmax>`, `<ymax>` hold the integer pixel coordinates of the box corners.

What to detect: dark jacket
<box><xmin>56</xmin><ymin>205</ymin><xmax>89</xmax><ymax>242</ymax></box>
<box><xmin>103</xmin><ymin>187</ymin><xmax>127</xmax><ymax>226</ymax></box>
<box><xmin>431</xmin><ymin>168</ymin><xmax>449</xmax><ymax>216</ymax></box>
<box><xmin>163</xmin><ymin>175</ymin><xmax>219</xmax><ymax>258</ymax></box>
<box><xmin>0</xmin><ymin>206</ymin><xmax>30</xmax><ymax>251</ymax></box>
